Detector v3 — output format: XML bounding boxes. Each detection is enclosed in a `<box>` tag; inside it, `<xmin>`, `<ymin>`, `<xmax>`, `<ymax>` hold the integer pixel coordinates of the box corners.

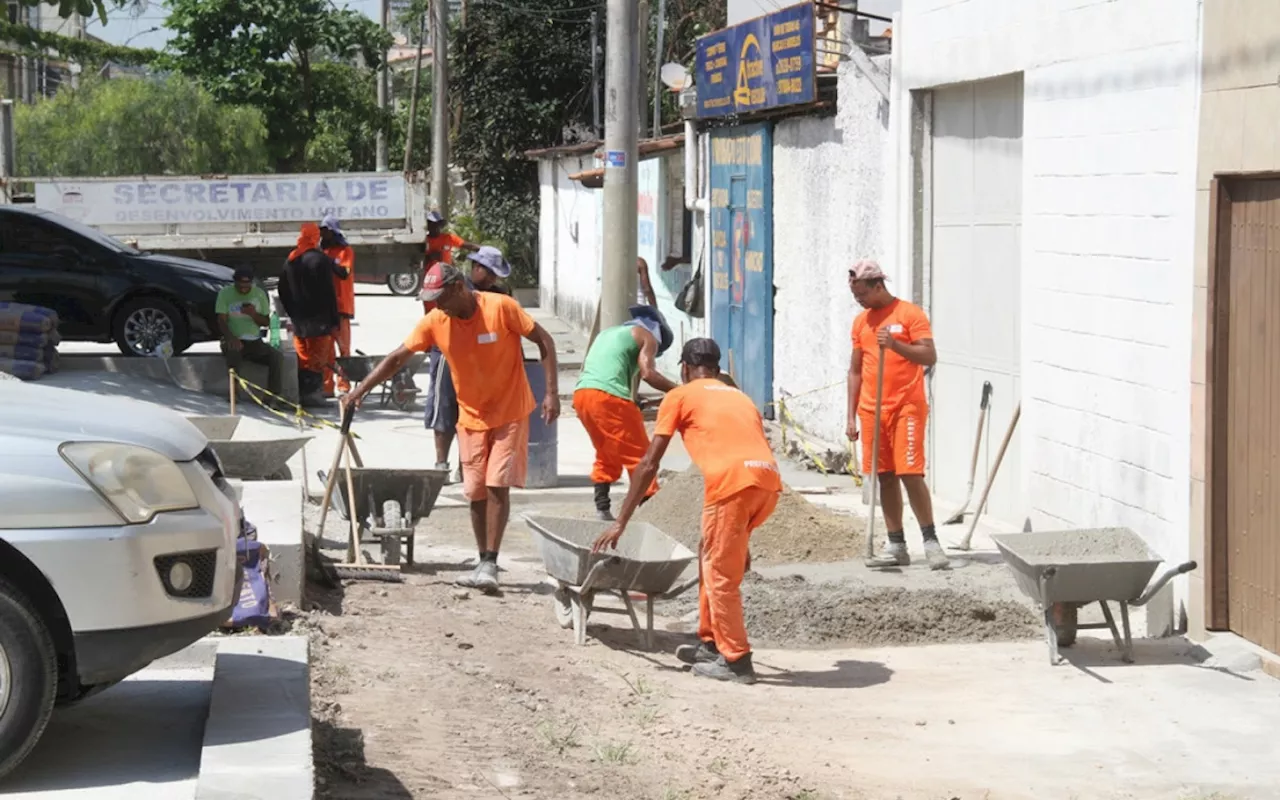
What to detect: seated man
<box><xmin>216</xmin><ymin>267</ymin><xmax>283</xmax><ymax>403</ymax></box>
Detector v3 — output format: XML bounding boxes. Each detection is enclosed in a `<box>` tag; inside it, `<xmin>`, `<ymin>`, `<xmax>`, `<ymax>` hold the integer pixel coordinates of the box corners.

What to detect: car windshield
<box><xmin>37</xmin><ymin>210</ymin><xmax>143</xmax><ymax>255</ymax></box>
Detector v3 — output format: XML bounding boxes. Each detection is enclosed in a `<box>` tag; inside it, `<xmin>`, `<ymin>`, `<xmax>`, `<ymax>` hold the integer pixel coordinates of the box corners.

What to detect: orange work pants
<box><xmin>325</xmin><ymin>317</ymin><xmax>352</xmax><ymax>394</ymax></box>
<box><xmin>698</xmin><ymin>485</ymin><xmax>779</xmax><ymax>662</ymax></box>
<box><xmin>295</xmin><ymin>334</ymin><xmax>333</xmax><ymax>376</ymax></box>
<box><xmin>572</xmin><ymin>388</ymin><xmax>657</xmax><ymax>497</ymax></box>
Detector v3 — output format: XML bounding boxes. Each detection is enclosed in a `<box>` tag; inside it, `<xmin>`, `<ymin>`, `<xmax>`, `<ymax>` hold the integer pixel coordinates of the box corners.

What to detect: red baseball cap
<box><xmin>419</xmin><ymin>263</ymin><xmax>464</xmax><ymax>302</ymax></box>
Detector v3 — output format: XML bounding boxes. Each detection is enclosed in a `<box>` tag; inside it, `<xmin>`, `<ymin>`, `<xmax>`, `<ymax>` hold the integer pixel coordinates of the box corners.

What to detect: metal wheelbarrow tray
<box><xmin>326</xmin><ymin>467</ymin><xmax>448</xmax><ymax>566</ymax></box>
<box><xmin>337</xmin><ymin>351</ymin><xmax>427</xmax><ymax>411</ymax></box>
<box><xmin>207</xmin><ymin>436</ymin><xmax>311</xmax><ymax>480</ymax></box>
<box><xmin>523</xmin><ymin>514</ymin><xmax>699</xmax><ymax>649</ymax></box>
<box><xmin>991</xmin><ymin>527</ymin><xmax>1197</xmax><ymax>665</ymax></box>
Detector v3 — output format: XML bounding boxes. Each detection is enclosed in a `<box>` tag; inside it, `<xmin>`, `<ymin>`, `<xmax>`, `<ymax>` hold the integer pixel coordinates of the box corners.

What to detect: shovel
<box><xmin>943</xmin><ymin>381</ymin><xmax>993</xmax><ymax>525</ymax></box>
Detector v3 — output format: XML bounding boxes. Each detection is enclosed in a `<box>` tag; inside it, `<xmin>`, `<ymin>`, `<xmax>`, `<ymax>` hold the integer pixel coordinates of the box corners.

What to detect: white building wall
<box><xmin>772</xmin><ymin>55</ymin><xmax>890</xmax><ymax>444</ymax></box>
<box><xmin>890</xmin><ymin>0</ymin><xmax>1201</xmax><ymax>622</ymax></box>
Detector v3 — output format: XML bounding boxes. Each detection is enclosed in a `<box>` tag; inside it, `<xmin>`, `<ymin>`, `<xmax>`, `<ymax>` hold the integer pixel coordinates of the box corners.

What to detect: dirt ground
<box><xmin>636</xmin><ymin>467</ymin><xmax>866</xmax><ymax>565</ymax></box>
<box><xmin>301</xmin><ymin>482</ymin><xmax>1043</xmax><ymax>800</ymax></box>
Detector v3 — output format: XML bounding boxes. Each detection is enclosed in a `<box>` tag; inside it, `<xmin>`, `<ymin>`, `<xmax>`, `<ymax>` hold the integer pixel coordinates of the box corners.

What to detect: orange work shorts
<box><xmin>859</xmin><ymin>401</ymin><xmax>927</xmax><ymax>477</ymax></box>
<box><xmin>457</xmin><ymin>418</ymin><xmax>530</xmax><ymax>501</ymax></box>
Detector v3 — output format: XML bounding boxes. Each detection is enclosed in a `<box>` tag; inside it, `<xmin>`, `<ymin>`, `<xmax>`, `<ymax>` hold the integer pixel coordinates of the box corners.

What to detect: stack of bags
<box><xmin>0</xmin><ymin>303</ymin><xmax>61</xmax><ymax>381</ymax></box>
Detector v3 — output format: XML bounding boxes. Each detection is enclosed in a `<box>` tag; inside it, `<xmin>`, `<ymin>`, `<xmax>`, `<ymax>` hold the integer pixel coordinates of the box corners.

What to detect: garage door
<box><xmin>927</xmin><ymin>74</ymin><xmax>1025</xmax><ymax>528</ymax></box>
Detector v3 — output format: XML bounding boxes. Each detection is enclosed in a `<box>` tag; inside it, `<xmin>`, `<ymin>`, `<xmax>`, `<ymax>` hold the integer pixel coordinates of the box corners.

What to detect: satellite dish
<box><xmin>660</xmin><ymin>62</ymin><xmax>691</xmax><ymax>91</ymax></box>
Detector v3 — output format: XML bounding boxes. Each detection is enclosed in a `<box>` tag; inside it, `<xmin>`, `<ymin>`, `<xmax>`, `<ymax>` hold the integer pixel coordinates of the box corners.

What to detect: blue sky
<box><xmin>90</xmin><ymin>0</ymin><xmax>383</xmax><ymax>51</ymax></box>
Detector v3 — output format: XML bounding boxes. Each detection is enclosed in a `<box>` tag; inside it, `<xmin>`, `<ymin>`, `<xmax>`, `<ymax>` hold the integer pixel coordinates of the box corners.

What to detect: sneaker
<box><xmin>452</xmin><ymin>464</ymin><xmax>464</xmax><ymax>484</ymax></box>
<box><xmin>434</xmin><ymin>462</ymin><xmax>452</xmax><ymax>485</ymax></box>
<box><xmin>675</xmin><ymin>640</ymin><xmax>719</xmax><ymax>665</ymax></box>
<box><xmin>865</xmin><ymin>542</ymin><xmax>910</xmax><ymax>569</ymax></box>
<box><xmin>596</xmin><ymin>508</ymin><xmax>616</xmax><ymax>522</ymax></box>
<box><xmin>455</xmin><ymin>563</ymin><xmax>482</xmax><ymax>588</ymax></box>
<box><xmin>924</xmin><ymin>539</ymin><xmax>951</xmax><ymax>571</ymax></box>
<box><xmin>692</xmin><ymin>654</ymin><xmax>757</xmax><ymax>685</ymax></box>
<box><xmin>473</xmin><ymin>560</ymin><xmax>500</xmax><ymax>594</ymax></box>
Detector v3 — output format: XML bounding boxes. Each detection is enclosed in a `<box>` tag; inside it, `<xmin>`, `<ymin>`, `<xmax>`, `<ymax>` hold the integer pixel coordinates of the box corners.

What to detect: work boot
<box><xmin>865</xmin><ymin>542</ymin><xmax>910</xmax><ymax>569</ymax></box>
<box><xmin>692</xmin><ymin>653</ymin><xmax>757</xmax><ymax>685</ymax></box>
<box><xmin>675</xmin><ymin>640</ymin><xmax>719</xmax><ymax>665</ymax></box>
<box><xmin>593</xmin><ymin>482</ymin><xmax>614</xmax><ymax>521</ymax></box>
<box><xmin>473</xmin><ymin>560</ymin><xmax>500</xmax><ymax>595</ymax></box>
<box><xmin>924</xmin><ymin>540</ymin><xmax>951</xmax><ymax>571</ymax></box>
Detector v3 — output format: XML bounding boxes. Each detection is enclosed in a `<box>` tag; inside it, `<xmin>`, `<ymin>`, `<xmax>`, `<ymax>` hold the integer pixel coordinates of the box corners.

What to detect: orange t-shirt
<box><xmin>655</xmin><ymin>378</ymin><xmax>782</xmax><ymax>505</ymax></box>
<box><xmin>326</xmin><ymin>245</ymin><xmax>356</xmax><ymax>316</ymax></box>
<box><xmin>426</xmin><ymin>232</ymin><xmax>466</xmax><ymax>266</ymax></box>
<box><xmin>851</xmin><ymin>298</ymin><xmax>932</xmax><ymax>414</ymax></box>
<box><xmin>403</xmin><ymin>292</ymin><xmax>536</xmax><ymax>430</ymax></box>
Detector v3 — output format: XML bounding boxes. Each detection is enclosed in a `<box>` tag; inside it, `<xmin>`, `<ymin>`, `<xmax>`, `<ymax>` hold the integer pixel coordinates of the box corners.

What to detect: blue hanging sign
<box><xmin>694</xmin><ymin>2</ymin><xmax>817</xmax><ymax>119</ymax></box>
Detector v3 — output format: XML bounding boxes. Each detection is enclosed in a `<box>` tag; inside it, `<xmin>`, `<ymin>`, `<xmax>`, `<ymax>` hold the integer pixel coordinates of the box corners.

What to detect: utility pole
<box><xmin>601</xmin><ymin>0</ymin><xmax>639</xmax><ymax>330</ymax></box>
<box><xmin>431</xmin><ymin>0</ymin><xmax>450</xmax><ymax>216</ymax></box>
<box><xmin>651</xmin><ymin>0</ymin><xmax>665</xmax><ymax>135</ymax></box>
<box><xmin>376</xmin><ymin>0</ymin><xmax>391</xmax><ymax>172</ymax></box>
<box><xmin>0</xmin><ymin>100</ymin><xmax>14</xmax><ymax>200</ymax></box>
<box><xmin>403</xmin><ymin>10</ymin><xmax>428</xmax><ymax>174</ymax></box>
<box><xmin>590</xmin><ymin>9</ymin><xmax>600</xmax><ymax>138</ymax></box>
<box><xmin>636</xmin><ymin>0</ymin><xmax>649</xmax><ymax>137</ymax></box>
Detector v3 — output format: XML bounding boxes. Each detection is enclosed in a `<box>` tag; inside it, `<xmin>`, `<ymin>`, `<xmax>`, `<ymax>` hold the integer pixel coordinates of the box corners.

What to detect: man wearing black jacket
<box><xmin>279</xmin><ymin>222</ymin><xmax>348</xmax><ymax>407</ymax></box>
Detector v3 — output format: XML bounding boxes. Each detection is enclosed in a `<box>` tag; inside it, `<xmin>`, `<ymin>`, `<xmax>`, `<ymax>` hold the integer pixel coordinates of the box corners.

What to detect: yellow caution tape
<box><xmin>772</xmin><ymin>386</ymin><xmax>863</xmax><ymax>488</ymax></box>
<box><xmin>231</xmin><ymin>372</ymin><xmax>361</xmax><ymax>438</ymax></box>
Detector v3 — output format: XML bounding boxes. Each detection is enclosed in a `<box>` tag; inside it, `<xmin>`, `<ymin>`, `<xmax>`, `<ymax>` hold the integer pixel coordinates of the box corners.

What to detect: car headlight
<box><xmin>59</xmin><ymin>442</ymin><xmax>200</xmax><ymax>524</ymax></box>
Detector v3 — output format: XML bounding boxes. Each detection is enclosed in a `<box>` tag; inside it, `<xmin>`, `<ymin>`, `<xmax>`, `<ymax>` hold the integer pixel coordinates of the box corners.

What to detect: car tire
<box><xmin>387</xmin><ymin>272</ymin><xmax>423</xmax><ymax>297</ymax></box>
<box><xmin>113</xmin><ymin>296</ymin><xmax>191</xmax><ymax>357</ymax></box>
<box><xmin>0</xmin><ymin>578</ymin><xmax>58</xmax><ymax>781</ymax></box>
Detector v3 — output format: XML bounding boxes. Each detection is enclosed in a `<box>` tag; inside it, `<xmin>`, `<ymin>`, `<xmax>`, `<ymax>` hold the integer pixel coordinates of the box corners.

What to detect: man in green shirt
<box><xmin>216</xmin><ymin>267</ymin><xmax>283</xmax><ymax>401</ymax></box>
<box><xmin>572</xmin><ymin>305</ymin><xmax>678</xmax><ymax>520</ymax></box>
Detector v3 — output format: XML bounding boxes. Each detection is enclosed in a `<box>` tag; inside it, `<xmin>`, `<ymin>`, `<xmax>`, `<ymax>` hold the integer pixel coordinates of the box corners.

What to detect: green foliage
<box><xmin>0</xmin><ymin>16</ymin><xmax>159</xmax><ymax>66</ymax></box>
<box><xmin>13</xmin><ymin>74</ymin><xmax>271</xmax><ymax>176</ymax></box>
<box><xmin>164</xmin><ymin>0</ymin><xmax>393</xmax><ymax>171</ymax></box>
<box><xmin>451</xmin><ymin>0</ymin><xmax>594</xmax><ymax>288</ymax></box>
<box><xmin>25</xmin><ymin>0</ymin><xmax>118</xmax><ymax>26</ymax></box>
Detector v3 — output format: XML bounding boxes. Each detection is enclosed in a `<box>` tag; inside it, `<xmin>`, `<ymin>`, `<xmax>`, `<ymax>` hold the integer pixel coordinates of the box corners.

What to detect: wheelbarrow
<box><xmin>336</xmin><ymin>350</ymin><xmax>427</xmax><ymax>411</ymax></box>
<box><xmin>321</xmin><ymin>466</ymin><xmax>448</xmax><ymax>566</ymax></box>
<box><xmin>186</xmin><ymin>414</ymin><xmax>241</xmax><ymax>440</ymax></box>
<box><xmin>992</xmin><ymin>527</ymin><xmax>1197</xmax><ymax>665</ymax></box>
<box><xmin>523</xmin><ymin>514</ymin><xmax>700</xmax><ymax>650</ymax></box>
<box><xmin>207</xmin><ymin>437</ymin><xmax>311</xmax><ymax>481</ymax></box>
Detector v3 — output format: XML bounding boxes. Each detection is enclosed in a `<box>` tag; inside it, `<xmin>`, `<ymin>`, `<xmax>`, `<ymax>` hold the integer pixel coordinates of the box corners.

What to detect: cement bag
<box><xmin>0</xmin><ymin>304</ymin><xmax>59</xmax><ymax>336</ymax></box>
<box><xmin>228</xmin><ymin>537</ymin><xmax>277</xmax><ymax>631</ymax></box>
<box><xmin>0</xmin><ymin>342</ymin><xmax>57</xmax><ymax>367</ymax></box>
<box><xmin>0</xmin><ymin>329</ymin><xmax>60</xmax><ymax>347</ymax></box>
<box><xmin>0</xmin><ymin>359</ymin><xmax>48</xmax><ymax>381</ymax></box>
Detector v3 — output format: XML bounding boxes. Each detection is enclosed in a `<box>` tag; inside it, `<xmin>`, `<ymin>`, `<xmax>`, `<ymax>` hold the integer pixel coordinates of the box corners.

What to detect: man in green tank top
<box><xmin>573</xmin><ymin>305</ymin><xmax>678</xmax><ymax>520</ymax></box>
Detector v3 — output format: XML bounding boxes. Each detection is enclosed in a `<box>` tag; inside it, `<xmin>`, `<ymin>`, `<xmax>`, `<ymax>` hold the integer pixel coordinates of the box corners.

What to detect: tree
<box><xmin>165</xmin><ymin>0</ymin><xmax>392</xmax><ymax>172</ymax></box>
<box><xmin>451</xmin><ymin>0</ymin><xmax>594</xmax><ymax>285</ymax></box>
<box><xmin>25</xmin><ymin>0</ymin><xmax>130</xmax><ymax>26</ymax></box>
<box><xmin>13</xmin><ymin>74</ymin><xmax>271</xmax><ymax>176</ymax></box>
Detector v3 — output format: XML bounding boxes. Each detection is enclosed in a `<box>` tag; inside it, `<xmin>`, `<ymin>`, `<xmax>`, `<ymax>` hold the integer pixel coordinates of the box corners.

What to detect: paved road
<box><xmin>2</xmin><ymin>646</ymin><xmax>216</xmax><ymax>799</ymax></box>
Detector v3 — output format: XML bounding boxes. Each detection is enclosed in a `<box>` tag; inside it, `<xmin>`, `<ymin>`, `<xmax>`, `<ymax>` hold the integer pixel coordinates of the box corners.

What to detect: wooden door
<box><xmin>1214</xmin><ymin>178</ymin><xmax>1280</xmax><ymax>653</ymax></box>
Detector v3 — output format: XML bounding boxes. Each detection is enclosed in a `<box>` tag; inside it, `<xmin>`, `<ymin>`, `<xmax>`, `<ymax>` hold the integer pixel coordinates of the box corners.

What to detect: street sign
<box><xmin>694</xmin><ymin>2</ymin><xmax>817</xmax><ymax>119</ymax></box>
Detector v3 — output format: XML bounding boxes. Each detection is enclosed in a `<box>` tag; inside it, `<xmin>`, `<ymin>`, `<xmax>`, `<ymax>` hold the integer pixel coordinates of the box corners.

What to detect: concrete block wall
<box><xmin>772</xmin><ymin>55</ymin><xmax>890</xmax><ymax>444</ymax></box>
<box><xmin>891</xmin><ymin>0</ymin><xmax>1202</xmax><ymax>620</ymax></box>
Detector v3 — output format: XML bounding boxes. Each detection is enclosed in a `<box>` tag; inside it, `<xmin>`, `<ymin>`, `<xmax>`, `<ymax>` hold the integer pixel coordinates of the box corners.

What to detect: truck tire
<box><xmin>0</xmin><ymin>578</ymin><xmax>58</xmax><ymax>781</ymax></box>
<box><xmin>114</xmin><ymin>296</ymin><xmax>191</xmax><ymax>357</ymax></box>
<box><xmin>387</xmin><ymin>272</ymin><xmax>423</xmax><ymax>297</ymax></box>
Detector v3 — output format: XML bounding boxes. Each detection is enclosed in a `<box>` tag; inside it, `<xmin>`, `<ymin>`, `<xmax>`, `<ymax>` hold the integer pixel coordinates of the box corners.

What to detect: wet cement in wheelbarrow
<box><xmin>662</xmin><ymin>573</ymin><xmax>1041</xmax><ymax>649</ymax></box>
<box><xmin>634</xmin><ymin>467</ymin><xmax>865</xmax><ymax>566</ymax></box>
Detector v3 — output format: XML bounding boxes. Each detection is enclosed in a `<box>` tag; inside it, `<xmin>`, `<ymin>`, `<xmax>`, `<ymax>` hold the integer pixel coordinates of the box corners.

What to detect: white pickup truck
<box><xmin>6</xmin><ymin>172</ymin><xmax>440</xmax><ymax>296</ymax></box>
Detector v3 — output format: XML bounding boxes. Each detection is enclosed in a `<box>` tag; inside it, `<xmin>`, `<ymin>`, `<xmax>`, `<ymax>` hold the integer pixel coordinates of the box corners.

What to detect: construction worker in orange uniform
<box><xmin>320</xmin><ymin>214</ymin><xmax>355</xmax><ymax>395</ymax></box>
<box><xmin>573</xmin><ymin>305</ymin><xmax>677</xmax><ymax>520</ymax></box>
<box><xmin>279</xmin><ymin>223</ymin><xmax>346</xmax><ymax>408</ymax></box>
<box><xmin>593</xmin><ymin>338</ymin><xmax>781</xmax><ymax>685</ymax></box>
<box><xmin>422</xmin><ymin>210</ymin><xmax>478</xmax><ymax>314</ymax></box>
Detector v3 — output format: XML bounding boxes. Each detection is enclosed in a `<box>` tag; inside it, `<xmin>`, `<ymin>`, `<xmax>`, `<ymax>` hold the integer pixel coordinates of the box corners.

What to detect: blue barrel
<box><xmin>524</xmin><ymin>359</ymin><xmax>559</xmax><ymax>488</ymax></box>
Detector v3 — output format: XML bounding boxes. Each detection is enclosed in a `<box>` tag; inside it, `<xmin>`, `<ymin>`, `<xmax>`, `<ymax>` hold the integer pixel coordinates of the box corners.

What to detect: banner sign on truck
<box><xmin>33</xmin><ymin>175</ymin><xmax>408</xmax><ymax>227</ymax></box>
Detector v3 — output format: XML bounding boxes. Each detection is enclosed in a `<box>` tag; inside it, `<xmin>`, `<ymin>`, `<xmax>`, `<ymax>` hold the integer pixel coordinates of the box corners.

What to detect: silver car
<box><xmin>0</xmin><ymin>380</ymin><xmax>239</xmax><ymax>779</ymax></box>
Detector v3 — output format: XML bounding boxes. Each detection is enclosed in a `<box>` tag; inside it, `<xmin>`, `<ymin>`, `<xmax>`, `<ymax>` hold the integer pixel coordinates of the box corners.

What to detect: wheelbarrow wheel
<box><xmin>391</xmin><ymin>379</ymin><xmax>414</xmax><ymax>411</ymax></box>
<box><xmin>1052</xmin><ymin>602</ymin><xmax>1079</xmax><ymax>648</ymax></box>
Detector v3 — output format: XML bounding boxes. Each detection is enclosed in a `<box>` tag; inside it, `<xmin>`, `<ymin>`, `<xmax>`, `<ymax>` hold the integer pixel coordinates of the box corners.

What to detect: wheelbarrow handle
<box><xmin>659</xmin><ymin>575</ymin><xmax>701</xmax><ymax>601</ymax></box>
<box><xmin>1133</xmin><ymin>560</ymin><xmax>1198</xmax><ymax>608</ymax></box>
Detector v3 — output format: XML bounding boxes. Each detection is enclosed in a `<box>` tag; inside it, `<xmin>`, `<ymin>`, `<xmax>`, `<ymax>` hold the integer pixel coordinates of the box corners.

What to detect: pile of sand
<box><xmin>635</xmin><ymin>467</ymin><xmax>864</xmax><ymax>565</ymax></box>
<box><xmin>664</xmin><ymin>574</ymin><xmax>1040</xmax><ymax>649</ymax></box>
